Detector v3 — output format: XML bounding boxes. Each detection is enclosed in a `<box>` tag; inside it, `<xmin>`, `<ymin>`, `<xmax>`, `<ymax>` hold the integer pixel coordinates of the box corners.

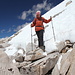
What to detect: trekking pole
<box><xmin>31</xmin><ymin>27</ymin><xmax>33</xmax><ymax>51</ymax></box>
<box><xmin>51</xmin><ymin>17</ymin><xmax>56</xmax><ymax>42</ymax></box>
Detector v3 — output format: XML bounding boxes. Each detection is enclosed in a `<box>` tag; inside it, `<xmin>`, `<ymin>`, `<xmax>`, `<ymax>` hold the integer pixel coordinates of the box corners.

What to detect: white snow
<box><xmin>12</xmin><ymin>59</ymin><xmax>16</xmax><ymax>63</ymax></box>
<box><xmin>5</xmin><ymin>45</ymin><xmax>18</xmax><ymax>56</ymax></box>
<box><xmin>67</xmin><ymin>48</ymin><xmax>73</xmax><ymax>52</ymax></box>
<box><xmin>5</xmin><ymin>0</ymin><xmax>75</xmax><ymax>56</ymax></box>
<box><xmin>57</xmin><ymin>55</ymin><xmax>62</xmax><ymax>70</ymax></box>
<box><xmin>17</xmin><ymin>49</ymin><xmax>23</xmax><ymax>55</ymax></box>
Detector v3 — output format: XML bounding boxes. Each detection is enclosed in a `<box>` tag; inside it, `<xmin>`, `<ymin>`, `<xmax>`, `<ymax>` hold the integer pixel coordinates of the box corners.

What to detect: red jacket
<box><xmin>31</xmin><ymin>17</ymin><xmax>51</xmax><ymax>31</ymax></box>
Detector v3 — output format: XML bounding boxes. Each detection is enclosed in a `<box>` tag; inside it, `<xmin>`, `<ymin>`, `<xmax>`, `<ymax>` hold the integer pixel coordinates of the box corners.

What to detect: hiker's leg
<box><xmin>39</xmin><ymin>30</ymin><xmax>45</xmax><ymax>52</ymax></box>
<box><xmin>39</xmin><ymin>30</ymin><xmax>44</xmax><ymax>46</ymax></box>
<box><xmin>36</xmin><ymin>30</ymin><xmax>45</xmax><ymax>51</ymax></box>
<box><xmin>36</xmin><ymin>31</ymin><xmax>40</xmax><ymax>47</ymax></box>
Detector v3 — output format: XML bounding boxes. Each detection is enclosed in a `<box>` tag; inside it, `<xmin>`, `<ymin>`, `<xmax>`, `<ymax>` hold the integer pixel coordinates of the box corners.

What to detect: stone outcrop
<box><xmin>15</xmin><ymin>55</ymin><xmax>24</xmax><ymax>62</ymax></box>
<box><xmin>0</xmin><ymin>39</ymin><xmax>74</xmax><ymax>75</ymax></box>
<box><xmin>17</xmin><ymin>52</ymin><xmax>59</xmax><ymax>75</ymax></box>
<box><xmin>52</xmin><ymin>47</ymin><xmax>75</xmax><ymax>75</ymax></box>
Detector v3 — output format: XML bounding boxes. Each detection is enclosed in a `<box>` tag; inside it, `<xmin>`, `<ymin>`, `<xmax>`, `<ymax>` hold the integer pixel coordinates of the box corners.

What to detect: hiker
<box><xmin>31</xmin><ymin>11</ymin><xmax>52</xmax><ymax>55</ymax></box>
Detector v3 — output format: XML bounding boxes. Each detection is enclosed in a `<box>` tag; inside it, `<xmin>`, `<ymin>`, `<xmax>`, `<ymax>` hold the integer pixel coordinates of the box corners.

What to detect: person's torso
<box><xmin>35</xmin><ymin>17</ymin><xmax>43</xmax><ymax>26</ymax></box>
<box><xmin>34</xmin><ymin>17</ymin><xmax>44</xmax><ymax>31</ymax></box>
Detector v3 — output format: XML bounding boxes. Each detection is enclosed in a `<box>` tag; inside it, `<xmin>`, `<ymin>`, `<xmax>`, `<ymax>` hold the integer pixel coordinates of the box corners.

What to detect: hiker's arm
<box><xmin>42</xmin><ymin>17</ymin><xmax>52</xmax><ymax>23</ymax></box>
<box><xmin>31</xmin><ymin>19</ymin><xmax>36</xmax><ymax>27</ymax></box>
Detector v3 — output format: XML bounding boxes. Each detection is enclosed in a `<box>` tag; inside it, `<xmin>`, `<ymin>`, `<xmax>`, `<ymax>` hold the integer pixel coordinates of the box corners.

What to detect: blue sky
<box><xmin>0</xmin><ymin>0</ymin><xmax>63</xmax><ymax>38</ymax></box>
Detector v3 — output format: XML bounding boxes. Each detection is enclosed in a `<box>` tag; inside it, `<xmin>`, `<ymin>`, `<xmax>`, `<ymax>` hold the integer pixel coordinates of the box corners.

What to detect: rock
<box><xmin>60</xmin><ymin>58</ymin><xmax>70</xmax><ymax>75</ymax></box>
<box><xmin>73</xmin><ymin>43</ymin><xmax>75</xmax><ymax>49</ymax></box>
<box><xmin>67</xmin><ymin>59</ymin><xmax>75</xmax><ymax>75</ymax></box>
<box><xmin>66</xmin><ymin>48</ymin><xmax>75</xmax><ymax>75</ymax></box>
<box><xmin>56</xmin><ymin>41</ymin><xmax>65</xmax><ymax>52</ymax></box>
<box><xmin>26</xmin><ymin>43</ymin><xmax>36</xmax><ymax>53</ymax></box>
<box><xmin>61</xmin><ymin>48</ymin><xmax>68</xmax><ymax>53</ymax></box>
<box><xmin>60</xmin><ymin>49</ymin><xmax>75</xmax><ymax>75</ymax></box>
<box><xmin>0</xmin><ymin>50</ymin><xmax>20</xmax><ymax>75</ymax></box>
<box><xmin>25</xmin><ymin>48</ymin><xmax>46</xmax><ymax>61</ymax></box>
<box><xmin>15</xmin><ymin>55</ymin><xmax>24</xmax><ymax>62</ymax></box>
<box><xmin>52</xmin><ymin>52</ymin><xmax>70</xmax><ymax>75</ymax></box>
<box><xmin>52</xmin><ymin>48</ymin><xmax>75</xmax><ymax>75</ymax></box>
<box><xmin>16</xmin><ymin>61</ymin><xmax>31</xmax><ymax>68</ymax></box>
<box><xmin>0</xmin><ymin>45</ymin><xmax>5</xmax><ymax>51</ymax></box>
<box><xmin>52</xmin><ymin>65</ymin><xmax>59</xmax><ymax>75</ymax></box>
<box><xmin>0</xmin><ymin>42</ymin><xmax>10</xmax><ymax>51</ymax></box>
<box><xmin>0</xmin><ymin>45</ymin><xmax>4</xmax><ymax>48</ymax></box>
<box><xmin>0</xmin><ymin>42</ymin><xmax>10</xmax><ymax>48</ymax></box>
<box><xmin>0</xmin><ymin>48</ymin><xmax>5</xmax><ymax>51</ymax></box>
<box><xmin>65</xmin><ymin>1</ymin><xmax>72</xmax><ymax>6</ymax></box>
<box><xmin>39</xmin><ymin>57</ymin><xmax>58</xmax><ymax>75</ymax></box>
<box><xmin>19</xmin><ymin>52</ymin><xmax>59</xmax><ymax>75</ymax></box>
<box><xmin>0</xmin><ymin>42</ymin><xmax>10</xmax><ymax>52</ymax></box>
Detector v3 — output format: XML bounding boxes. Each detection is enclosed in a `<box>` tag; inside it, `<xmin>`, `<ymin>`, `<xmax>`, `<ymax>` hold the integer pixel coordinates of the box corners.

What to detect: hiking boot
<box><xmin>40</xmin><ymin>46</ymin><xmax>45</xmax><ymax>52</ymax></box>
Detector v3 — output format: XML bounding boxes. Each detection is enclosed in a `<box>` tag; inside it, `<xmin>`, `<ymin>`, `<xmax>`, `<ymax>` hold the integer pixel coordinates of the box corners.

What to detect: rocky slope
<box><xmin>0</xmin><ymin>0</ymin><xmax>75</xmax><ymax>75</ymax></box>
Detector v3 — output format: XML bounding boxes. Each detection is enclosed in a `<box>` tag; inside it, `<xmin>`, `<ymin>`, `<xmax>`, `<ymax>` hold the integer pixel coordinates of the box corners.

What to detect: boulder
<box><xmin>26</xmin><ymin>43</ymin><xmax>36</xmax><ymax>53</ymax></box>
<box><xmin>52</xmin><ymin>48</ymin><xmax>75</xmax><ymax>75</ymax></box>
<box><xmin>0</xmin><ymin>50</ymin><xmax>20</xmax><ymax>75</ymax></box>
<box><xmin>15</xmin><ymin>55</ymin><xmax>24</xmax><ymax>62</ymax></box>
<box><xmin>19</xmin><ymin>52</ymin><xmax>59</xmax><ymax>75</ymax></box>
<box><xmin>66</xmin><ymin>48</ymin><xmax>75</xmax><ymax>75</ymax></box>
<box><xmin>16</xmin><ymin>61</ymin><xmax>31</xmax><ymax>68</ymax></box>
<box><xmin>26</xmin><ymin>48</ymin><xmax>45</xmax><ymax>61</ymax></box>
<box><xmin>52</xmin><ymin>65</ymin><xmax>59</xmax><ymax>75</ymax></box>
<box><xmin>56</xmin><ymin>41</ymin><xmax>65</xmax><ymax>52</ymax></box>
<box><xmin>67</xmin><ymin>59</ymin><xmax>75</xmax><ymax>75</ymax></box>
<box><xmin>0</xmin><ymin>45</ymin><xmax>4</xmax><ymax>48</ymax></box>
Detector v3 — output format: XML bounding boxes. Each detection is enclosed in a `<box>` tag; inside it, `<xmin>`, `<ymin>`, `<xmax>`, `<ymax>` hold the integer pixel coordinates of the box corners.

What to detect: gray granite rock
<box><xmin>19</xmin><ymin>52</ymin><xmax>59</xmax><ymax>75</ymax></box>
<box><xmin>0</xmin><ymin>50</ymin><xmax>20</xmax><ymax>75</ymax></box>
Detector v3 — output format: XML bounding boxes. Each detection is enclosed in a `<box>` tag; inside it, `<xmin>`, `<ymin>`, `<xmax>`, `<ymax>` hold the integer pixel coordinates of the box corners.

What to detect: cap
<box><xmin>36</xmin><ymin>11</ymin><xmax>41</xmax><ymax>15</ymax></box>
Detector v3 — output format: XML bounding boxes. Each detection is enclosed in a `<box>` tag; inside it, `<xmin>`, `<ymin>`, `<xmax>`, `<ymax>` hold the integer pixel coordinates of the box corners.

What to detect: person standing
<box><xmin>31</xmin><ymin>11</ymin><xmax>52</xmax><ymax>56</ymax></box>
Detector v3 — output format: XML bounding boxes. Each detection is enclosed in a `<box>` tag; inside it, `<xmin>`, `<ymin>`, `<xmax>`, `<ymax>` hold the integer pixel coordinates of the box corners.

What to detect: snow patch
<box><xmin>57</xmin><ymin>55</ymin><xmax>62</xmax><ymax>70</ymax></box>
<box><xmin>17</xmin><ymin>49</ymin><xmax>24</xmax><ymax>55</ymax></box>
<box><xmin>12</xmin><ymin>59</ymin><xmax>16</xmax><ymax>63</ymax></box>
<box><xmin>67</xmin><ymin>48</ymin><xmax>73</xmax><ymax>53</ymax></box>
<box><xmin>5</xmin><ymin>45</ymin><xmax>18</xmax><ymax>56</ymax></box>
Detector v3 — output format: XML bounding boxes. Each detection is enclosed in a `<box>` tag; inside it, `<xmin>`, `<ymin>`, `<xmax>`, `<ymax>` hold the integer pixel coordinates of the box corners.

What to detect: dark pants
<box><xmin>36</xmin><ymin>30</ymin><xmax>44</xmax><ymax>48</ymax></box>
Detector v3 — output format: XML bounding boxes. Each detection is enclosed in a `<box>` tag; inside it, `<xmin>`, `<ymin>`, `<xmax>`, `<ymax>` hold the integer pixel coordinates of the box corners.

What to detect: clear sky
<box><xmin>0</xmin><ymin>0</ymin><xmax>64</xmax><ymax>38</ymax></box>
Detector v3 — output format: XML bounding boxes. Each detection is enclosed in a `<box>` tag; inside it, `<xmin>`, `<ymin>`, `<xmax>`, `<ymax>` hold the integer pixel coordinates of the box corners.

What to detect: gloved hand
<box><xmin>31</xmin><ymin>24</ymin><xmax>33</xmax><ymax>27</ymax></box>
<box><xmin>31</xmin><ymin>24</ymin><xmax>34</xmax><ymax>27</ymax></box>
